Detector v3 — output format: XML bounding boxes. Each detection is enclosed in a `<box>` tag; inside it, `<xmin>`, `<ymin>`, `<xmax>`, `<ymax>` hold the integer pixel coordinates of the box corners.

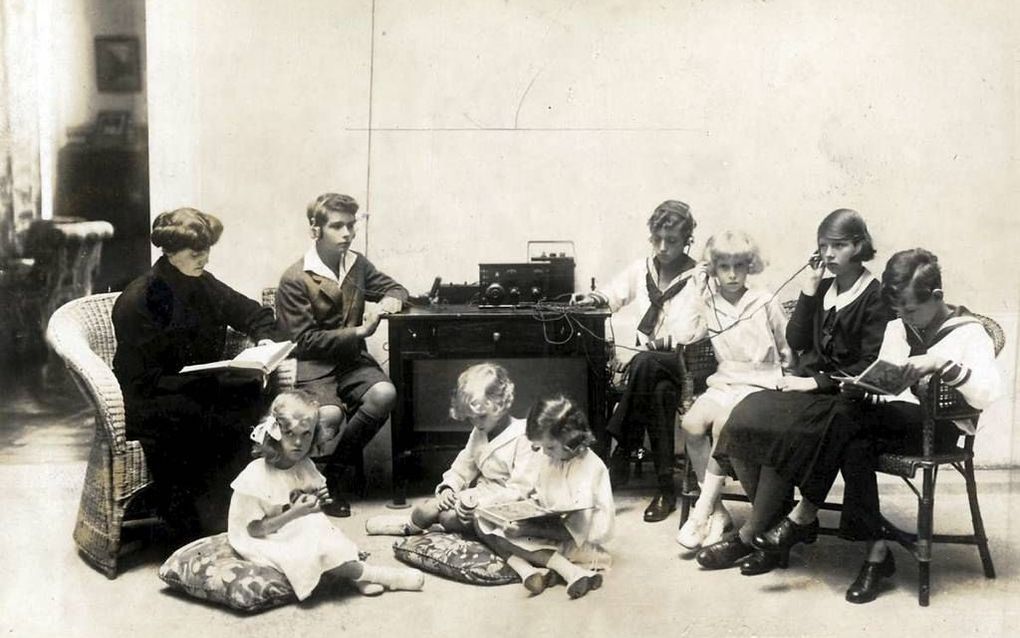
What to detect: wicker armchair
<box><xmin>45</xmin><ymin>292</ymin><xmax>296</xmax><ymax>578</ymax></box>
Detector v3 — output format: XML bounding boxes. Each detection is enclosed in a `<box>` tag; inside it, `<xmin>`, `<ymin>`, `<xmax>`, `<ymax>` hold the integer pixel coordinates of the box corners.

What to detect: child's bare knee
<box><xmin>681</xmin><ymin>415</ymin><xmax>710</xmax><ymax>437</ymax></box>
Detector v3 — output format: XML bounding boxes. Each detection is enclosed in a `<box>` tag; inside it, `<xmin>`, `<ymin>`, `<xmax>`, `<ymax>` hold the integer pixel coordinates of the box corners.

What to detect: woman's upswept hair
<box><xmin>647</xmin><ymin>200</ymin><xmax>696</xmax><ymax>238</ymax></box>
<box><xmin>881</xmin><ymin>248</ymin><xmax>943</xmax><ymax>305</ymax></box>
<box><xmin>525</xmin><ymin>395</ymin><xmax>595</xmax><ymax>454</ymax></box>
<box><xmin>253</xmin><ymin>389</ymin><xmax>321</xmax><ymax>465</ymax></box>
<box><xmin>702</xmin><ymin>230</ymin><xmax>766</xmax><ymax>275</ymax></box>
<box><xmin>307</xmin><ymin>193</ymin><xmax>359</xmax><ymax>229</ymax></box>
<box><xmin>817</xmin><ymin>208</ymin><xmax>875</xmax><ymax>262</ymax></box>
<box><xmin>151</xmin><ymin>207</ymin><xmax>223</xmax><ymax>252</ymax></box>
<box><xmin>449</xmin><ymin>363</ymin><xmax>515</xmax><ymax>421</ymax></box>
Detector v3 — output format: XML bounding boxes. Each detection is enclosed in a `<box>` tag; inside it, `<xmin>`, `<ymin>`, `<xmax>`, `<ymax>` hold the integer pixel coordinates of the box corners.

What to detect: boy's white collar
<box><xmin>303</xmin><ymin>246</ymin><xmax>355</xmax><ymax>283</ymax></box>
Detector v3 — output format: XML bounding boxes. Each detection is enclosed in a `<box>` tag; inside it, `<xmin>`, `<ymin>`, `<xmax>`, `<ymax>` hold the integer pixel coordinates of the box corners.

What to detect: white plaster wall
<box><xmin>146</xmin><ymin>0</ymin><xmax>1018</xmax><ymax>465</ymax></box>
<box><xmin>52</xmin><ymin>0</ymin><xmax>147</xmax><ymax>135</ymax></box>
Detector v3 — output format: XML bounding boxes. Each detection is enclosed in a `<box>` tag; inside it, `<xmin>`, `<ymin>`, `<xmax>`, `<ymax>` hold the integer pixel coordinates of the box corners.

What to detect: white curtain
<box><xmin>0</xmin><ymin>0</ymin><xmax>43</xmax><ymax>260</ymax></box>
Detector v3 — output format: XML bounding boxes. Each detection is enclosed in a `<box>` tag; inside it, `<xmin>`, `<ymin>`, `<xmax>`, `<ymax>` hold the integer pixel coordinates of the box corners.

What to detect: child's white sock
<box><xmin>547</xmin><ymin>553</ymin><xmax>602</xmax><ymax>599</ymax></box>
<box><xmin>693</xmin><ymin>472</ymin><xmax>726</xmax><ymax>520</ymax></box>
<box><xmin>365</xmin><ymin>515</ymin><xmax>423</xmax><ymax>536</ymax></box>
<box><xmin>359</xmin><ymin>565</ymin><xmax>425</xmax><ymax>591</ymax></box>
<box><xmin>506</xmin><ymin>555</ymin><xmax>548</xmax><ymax>594</ymax></box>
<box><xmin>352</xmin><ymin>580</ymin><xmax>384</xmax><ymax>596</ymax></box>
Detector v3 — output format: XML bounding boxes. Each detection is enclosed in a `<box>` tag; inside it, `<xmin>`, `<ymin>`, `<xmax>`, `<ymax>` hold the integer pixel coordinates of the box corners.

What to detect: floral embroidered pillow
<box><xmin>393</xmin><ymin>531</ymin><xmax>518</xmax><ymax>585</ymax></box>
<box><xmin>158</xmin><ymin>533</ymin><xmax>295</xmax><ymax>613</ymax></box>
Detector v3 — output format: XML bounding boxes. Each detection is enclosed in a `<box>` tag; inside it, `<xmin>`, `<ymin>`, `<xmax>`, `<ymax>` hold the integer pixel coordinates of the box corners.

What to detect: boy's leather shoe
<box><xmin>643</xmin><ymin>492</ymin><xmax>676</xmax><ymax>522</ymax></box>
<box><xmin>845</xmin><ymin>553</ymin><xmax>896</xmax><ymax>604</ymax></box>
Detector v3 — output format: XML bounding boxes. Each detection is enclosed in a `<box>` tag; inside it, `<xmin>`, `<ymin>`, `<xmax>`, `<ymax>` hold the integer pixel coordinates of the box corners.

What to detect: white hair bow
<box><xmin>251</xmin><ymin>415</ymin><xmax>282</xmax><ymax>444</ymax></box>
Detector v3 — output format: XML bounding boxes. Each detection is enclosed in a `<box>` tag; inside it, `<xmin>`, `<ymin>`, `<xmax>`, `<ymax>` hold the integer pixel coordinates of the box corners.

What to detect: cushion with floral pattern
<box><xmin>393</xmin><ymin>531</ymin><xmax>519</xmax><ymax>585</ymax></box>
<box><xmin>158</xmin><ymin>533</ymin><xmax>295</xmax><ymax>613</ymax></box>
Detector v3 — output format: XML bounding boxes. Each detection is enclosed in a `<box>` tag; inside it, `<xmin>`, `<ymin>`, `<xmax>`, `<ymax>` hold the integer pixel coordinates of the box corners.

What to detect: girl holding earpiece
<box><xmin>671</xmin><ymin>230</ymin><xmax>793</xmax><ymax>551</ymax></box>
<box><xmin>696</xmin><ymin>209</ymin><xmax>894</xmax><ymax>575</ymax></box>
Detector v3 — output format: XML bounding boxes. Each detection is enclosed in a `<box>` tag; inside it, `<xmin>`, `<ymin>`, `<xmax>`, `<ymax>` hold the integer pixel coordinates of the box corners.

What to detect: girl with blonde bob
<box><xmin>673</xmin><ymin>230</ymin><xmax>793</xmax><ymax>551</ymax></box>
<box><xmin>365</xmin><ymin>362</ymin><xmax>538</xmax><ymax>535</ymax></box>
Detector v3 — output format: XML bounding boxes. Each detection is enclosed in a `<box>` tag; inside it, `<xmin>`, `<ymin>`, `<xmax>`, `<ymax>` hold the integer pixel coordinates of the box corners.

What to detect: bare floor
<box><xmin>1</xmin><ymin>362</ymin><xmax>1018</xmax><ymax>637</ymax></box>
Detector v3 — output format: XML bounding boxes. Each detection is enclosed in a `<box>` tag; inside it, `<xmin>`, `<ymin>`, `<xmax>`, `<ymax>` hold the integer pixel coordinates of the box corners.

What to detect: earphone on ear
<box><xmin>931</xmin><ymin>288</ymin><xmax>944</xmax><ymax>300</ymax></box>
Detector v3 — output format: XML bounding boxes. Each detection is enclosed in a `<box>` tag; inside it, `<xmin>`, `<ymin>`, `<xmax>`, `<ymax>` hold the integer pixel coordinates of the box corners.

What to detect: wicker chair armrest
<box><xmin>46</xmin><ymin>321</ymin><xmax>128</xmax><ymax>454</ymax></box>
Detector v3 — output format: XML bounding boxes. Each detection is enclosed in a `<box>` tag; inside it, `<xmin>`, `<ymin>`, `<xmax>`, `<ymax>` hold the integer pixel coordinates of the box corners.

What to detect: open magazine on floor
<box><xmin>475</xmin><ymin>499</ymin><xmax>592</xmax><ymax>528</ymax></box>
<box><xmin>832</xmin><ymin>358</ymin><xmax>913</xmax><ymax>396</ymax></box>
<box><xmin>179</xmin><ymin>340</ymin><xmax>295</xmax><ymax>377</ymax></box>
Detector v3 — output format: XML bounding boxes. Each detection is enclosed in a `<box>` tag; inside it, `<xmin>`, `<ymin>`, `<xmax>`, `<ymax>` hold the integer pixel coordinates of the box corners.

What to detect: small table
<box><xmin>385</xmin><ymin>304</ymin><xmax>611</xmax><ymax>506</ymax></box>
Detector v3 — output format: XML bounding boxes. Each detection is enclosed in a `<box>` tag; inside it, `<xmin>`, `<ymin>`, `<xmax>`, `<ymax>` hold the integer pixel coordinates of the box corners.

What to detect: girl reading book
<box><xmin>474</xmin><ymin>396</ymin><xmax>615</xmax><ymax>599</ymax></box>
<box><xmin>227</xmin><ymin>390</ymin><xmax>425</xmax><ymax>600</ymax></box>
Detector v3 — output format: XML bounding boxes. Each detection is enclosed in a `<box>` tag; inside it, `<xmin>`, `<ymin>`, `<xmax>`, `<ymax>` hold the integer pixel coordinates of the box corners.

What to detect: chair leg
<box><xmin>679</xmin><ymin>455</ymin><xmax>695</xmax><ymax>527</ymax></box>
<box><xmin>73</xmin><ymin>437</ymin><xmax>120</xmax><ymax>578</ymax></box>
<box><xmin>916</xmin><ymin>466</ymin><xmax>936</xmax><ymax>607</ymax></box>
<box><xmin>918</xmin><ymin>561</ymin><xmax>930</xmax><ymax>607</ymax></box>
<box><xmin>963</xmin><ymin>457</ymin><xmax>996</xmax><ymax>578</ymax></box>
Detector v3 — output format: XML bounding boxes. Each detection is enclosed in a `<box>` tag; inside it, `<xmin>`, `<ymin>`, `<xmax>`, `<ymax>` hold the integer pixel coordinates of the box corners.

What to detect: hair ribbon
<box><xmin>251</xmin><ymin>415</ymin><xmax>282</xmax><ymax>444</ymax></box>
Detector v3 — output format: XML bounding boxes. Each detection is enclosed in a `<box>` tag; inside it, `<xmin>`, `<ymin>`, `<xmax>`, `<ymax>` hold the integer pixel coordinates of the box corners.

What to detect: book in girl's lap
<box><xmin>365</xmin><ymin>363</ymin><xmax>538</xmax><ymax>536</ymax></box>
<box><xmin>227</xmin><ymin>390</ymin><xmax>424</xmax><ymax>600</ymax></box>
<box><xmin>474</xmin><ymin>396</ymin><xmax>615</xmax><ymax>599</ymax></box>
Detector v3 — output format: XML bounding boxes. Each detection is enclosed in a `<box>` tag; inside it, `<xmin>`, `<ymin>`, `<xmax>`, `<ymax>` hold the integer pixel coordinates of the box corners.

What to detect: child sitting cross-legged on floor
<box><xmin>366</xmin><ymin>362</ymin><xmax>539</xmax><ymax>536</ymax></box>
<box><xmin>227</xmin><ymin>390</ymin><xmax>425</xmax><ymax>600</ymax></box>
<box><xmin>474</xmin><ymin>395</ymin><xmax>615</xmax><ymax>599</ymax></box>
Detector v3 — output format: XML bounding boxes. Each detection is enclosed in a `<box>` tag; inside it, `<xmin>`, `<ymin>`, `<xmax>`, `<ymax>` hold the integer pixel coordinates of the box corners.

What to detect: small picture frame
<box><xmin>95</xmin><ymin>36</ymin><xmax>142</xmax><ymax>93</ymax></box>
<box><xmin>93</xmin><ymin>110</ymin><xmax>132</xmax><ymax>145</ymax></box>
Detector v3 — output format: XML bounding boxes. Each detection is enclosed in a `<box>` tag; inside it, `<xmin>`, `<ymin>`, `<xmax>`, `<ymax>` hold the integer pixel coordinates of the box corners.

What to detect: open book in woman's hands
<box><xmin>832</xmin><ymin>359</ymin><xmax>912</xmax><ymax>396</ymax></box>
<box><xmin>475</xmin><ymin>499</ymin><xmax>592</xmax><ymax>528</ymax></box>
<box><xmin>179</xmin><ymin>340</ymin><xmax>296</xmax><ymax>377</ymax></box>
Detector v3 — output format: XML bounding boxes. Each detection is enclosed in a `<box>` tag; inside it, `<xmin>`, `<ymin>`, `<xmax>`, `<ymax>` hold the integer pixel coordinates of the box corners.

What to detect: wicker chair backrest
<box><xmin>55</xmin><ymin>292</ymin><xmax>121</xmax><ymax>367</ymax></box>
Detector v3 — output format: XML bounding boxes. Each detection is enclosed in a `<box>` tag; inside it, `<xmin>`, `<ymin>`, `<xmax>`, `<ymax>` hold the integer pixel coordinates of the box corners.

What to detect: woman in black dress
<box><xmin>695</xmin><ymin>209</ymin><xmax>893</xmax><ymax>574</ymax></box>
<box><xmin>112</xmin><ymin>208</ymin><xmax>276</xmax><ymax>540</ymax></box>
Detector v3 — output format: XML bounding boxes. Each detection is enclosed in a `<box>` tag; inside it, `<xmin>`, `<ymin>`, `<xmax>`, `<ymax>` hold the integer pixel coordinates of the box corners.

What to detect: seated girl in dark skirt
<box><xmin>696</xmin><ymin>209</ymin><xmax>894</xmax><ymax>574</ymax></box>
<box><xmin>836</xmin><ymin>249</ymin><xmax>1002</xmax><ymax>603</ymax></box>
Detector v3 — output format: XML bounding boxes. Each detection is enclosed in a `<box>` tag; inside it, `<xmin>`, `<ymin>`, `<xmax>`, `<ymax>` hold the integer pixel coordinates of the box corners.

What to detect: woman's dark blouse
<box><xmin>112</xmin><ymin>256</ymin><xmax>276</xmax><ymax>402</ymax></box>
<box><xmin>785</xmin><ymin>276</ymin><xmax>893</xmax><ymax>392</ymax></box>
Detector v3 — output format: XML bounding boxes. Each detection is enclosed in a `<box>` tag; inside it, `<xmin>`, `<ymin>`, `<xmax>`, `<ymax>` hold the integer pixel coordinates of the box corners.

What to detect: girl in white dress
<box><xmin>475</xmin><ymin>396</ymin><xmax>615</xmax><ymax>599</ymax></box>
<box><xmin>365</xmin><ymin>363</ymin><xmax>537</xmax><ymax>535</ymax></box>
<box><xmin>227</xmin><ymin>390</ymin><xmax>424</xmax><ymax>600</ymax></box>
<box><xmin>673</xmin><ymin>230</ymin><xmax>793</xmax><ymax>550</ymax></box>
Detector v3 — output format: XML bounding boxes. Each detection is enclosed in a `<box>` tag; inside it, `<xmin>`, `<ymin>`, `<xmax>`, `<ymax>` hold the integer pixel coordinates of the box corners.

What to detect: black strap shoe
<box><xmin>739</xmin><ymin>548</ymin><xmax>790</xmax><ymax>576</ymax></box>
<box><xmin>752</xmin><ymin>517</ymin><xmax>819</xmax><ymax>553</ymax></box>
<box><xmin>845</xmin><ymin>552</ymin><xmax>896</xmax><ymax>604</ymax></box>
<box><xmin>320</xmin><ymin>494</ymin><xmax>352</xmax><ymax>518</ymax></box>
<box><xmin>696</xmin><ymin>536</ymin><xmax>754</xmax><ymax>570</ymax></box>
<box><xmin>643</xmin><ymin>491</ymin><xmax>676</xmax><ymax>522</ymax></box>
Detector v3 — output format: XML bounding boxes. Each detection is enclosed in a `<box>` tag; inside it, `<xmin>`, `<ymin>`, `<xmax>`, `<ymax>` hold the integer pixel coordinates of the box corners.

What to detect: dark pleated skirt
<box><xmin>714</xmin><ymin>389</ymin><xmax>863</xmax><ymax>504</ymax></box>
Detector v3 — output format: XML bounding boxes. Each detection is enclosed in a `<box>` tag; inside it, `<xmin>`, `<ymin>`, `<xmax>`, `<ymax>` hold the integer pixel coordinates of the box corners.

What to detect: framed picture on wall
<box><xmin>95</xmin><ymin>36</ymin><xmax>142</xmax><ymax>93</ymax></box>
<box><xmin>92</xmin><ymin>110</ymin><xmax>132</xmax><ymax>146</ymax></box>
